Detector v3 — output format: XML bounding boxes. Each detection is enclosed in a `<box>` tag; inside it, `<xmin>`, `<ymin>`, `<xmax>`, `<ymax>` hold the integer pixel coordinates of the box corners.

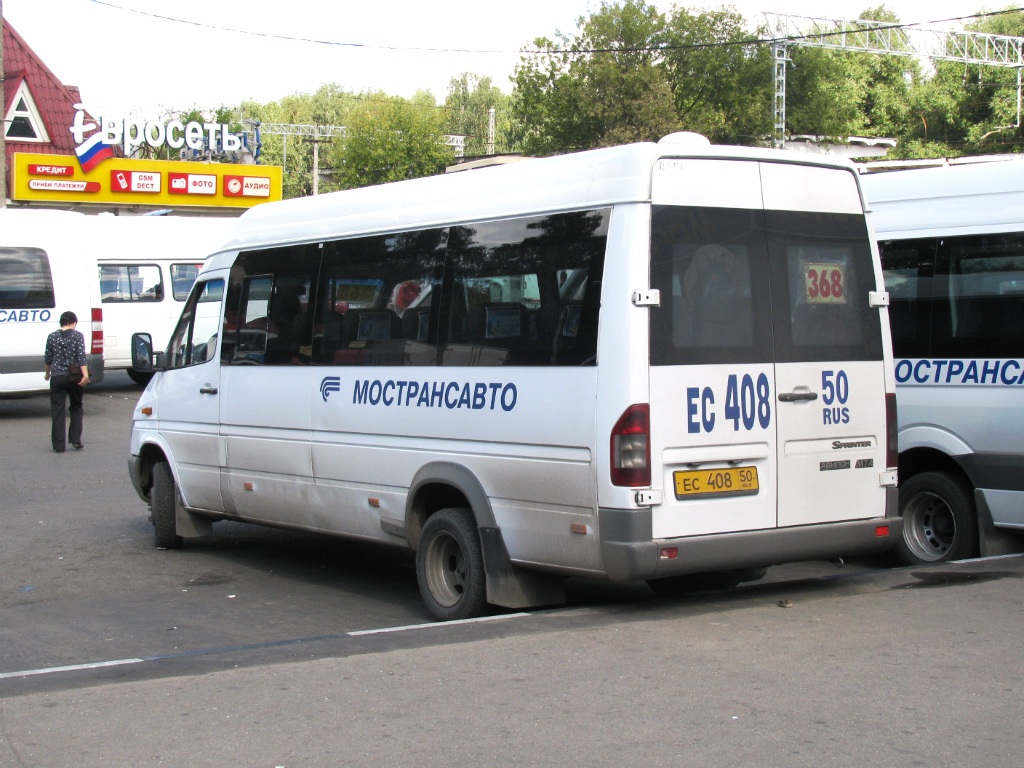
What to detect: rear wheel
<box><xmin>416</xmin><ymin>508</ymin><xmax>486</xmax><ymax>620</ymax></box>
<box><xmin>151</xmin><ymin>460</ymin><xmax>183</xmax><ymax>549</ymax></box>
<box><xmin>896</xmin><ymin>471</ymin><xmax>977</xmax><ymax>565</ymax></box>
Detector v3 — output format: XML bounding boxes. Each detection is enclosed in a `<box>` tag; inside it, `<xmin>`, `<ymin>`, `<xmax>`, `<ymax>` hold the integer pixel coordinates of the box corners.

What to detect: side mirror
<box><xmin>132</xmin><ymin>332</ymin><xmax>155</xmax><ymax>371</ymax></box>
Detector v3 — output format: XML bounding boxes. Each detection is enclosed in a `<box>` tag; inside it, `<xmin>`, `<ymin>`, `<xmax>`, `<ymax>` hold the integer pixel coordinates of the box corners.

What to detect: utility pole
<box><xmin>305</xmin><ymin>134</ymin><xmax>331</xmax><ymax>196</ymax></box>
<box><xmin>487</xmin><ymin>108</ymin><xmax>495</xmax><ymax>156</ymax></box>
<box><xmin>1</xmin><ymin>0</ymin><xmax>8</xmax><ymax>208</ymax></box>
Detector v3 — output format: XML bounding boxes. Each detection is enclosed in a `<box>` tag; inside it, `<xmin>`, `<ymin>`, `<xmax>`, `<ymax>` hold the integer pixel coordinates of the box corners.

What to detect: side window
<box><xmin>166</xmin><ymin>279</ymin><xmax>224</xmax><ymax>369</ymax></box>
<box><xmin>99</xmin><ymin>264</ymin><xmax>163</xmax><ymax>302</ymax></box>
<box><xmin>942</xmin><ymin>233</ymin><xmax>1024</xmax><ymax>357</ymax></box>
<box><xmin>767</xmin><ymin>211</ymin><xmax>882</xmax><ymax>363</ymax></box>
<box><xmin>314</xmin><ymin>229</ymin><xmax>445</xmax><ymax>366</ymax></box>
<box><xmin>444</xmin><ymin>210</ymin><xmax>608</xmax><ymax>366</ymax></box>
<box><xmin>170</xmin><ymin>263</ymin><xmax>204</xmax><ymax>301</ymax></box>
<box><xmin>223</xmin><ymin>245</ymin><xmax>320</xmax><ymax>366</ymax></box>
<box><xmin>650</xmin><ymin>206</ymin><xmax>772</xmax><ymax>366</ymax></box>
<box><xmin>0</xmin><ymin>247</ymin><xmax>56</xmax><ymax>309</ymax></box>
<box><xmin>880</xmin><ymin>238</ymin><xmax>937</xmax><ymax>358</ymax></box>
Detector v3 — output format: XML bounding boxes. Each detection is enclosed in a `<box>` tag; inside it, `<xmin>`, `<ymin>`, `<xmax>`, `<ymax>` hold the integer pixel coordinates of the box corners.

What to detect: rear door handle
<box><xmin>199</xmin><ymin>386</ymin><xmax>218</xmax><ymax>395</ymax></box>
<box><xmin>778</xmin><ymin>391</ymin><xmax>818</xmax><ymax>402</ymax></box>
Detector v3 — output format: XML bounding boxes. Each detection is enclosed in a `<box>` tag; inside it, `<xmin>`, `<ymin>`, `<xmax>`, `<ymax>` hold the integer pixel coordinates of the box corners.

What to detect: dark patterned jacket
<box><xmin>44</xmin><ymin>328</ymin><xmax>87</xmax><ymax>375</ymax></box>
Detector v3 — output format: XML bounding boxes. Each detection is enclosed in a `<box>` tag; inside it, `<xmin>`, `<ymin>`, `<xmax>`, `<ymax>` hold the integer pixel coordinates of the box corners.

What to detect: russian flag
<box><xmin>75</xmin><ymin>133</ymin><xmax>115</xmax><ymax>174</ymax></box>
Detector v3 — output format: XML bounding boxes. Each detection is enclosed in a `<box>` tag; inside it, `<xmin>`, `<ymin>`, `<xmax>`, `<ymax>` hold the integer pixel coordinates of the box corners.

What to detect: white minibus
<box><xmin>864</xmin><ymin>160</ymin><xmax>1024</xmax><ymax>564</ymax></box>
<box><xmin>1</xmin><ymin>209</ymin><xmax>105</xmax><ymax>396</ymax></box>
<box><xmin>93</xmin><ymin>215</ymin><xmax>236</xmax><ymax>384</ymax></box>
<box><xmin>129</xmin><ymin>134</ymin><xmax>900</xmax><ymax>619</ymax></box>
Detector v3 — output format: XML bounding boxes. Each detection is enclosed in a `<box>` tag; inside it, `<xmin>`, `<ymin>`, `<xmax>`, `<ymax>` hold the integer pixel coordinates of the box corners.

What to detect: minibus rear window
<box><xmin>649</xmin><ymin>206</ymin><xmax>773</xmax><ymax>366</ymax></box>
<box><xmin>767</xmin><ymin>210</ymin><xmax>883</xmax><ymax>363</ymax></box>
<box><xmin>0</xmin><ymin>247</ymin><xmax>56</xmax><ymax>309</ymax></box>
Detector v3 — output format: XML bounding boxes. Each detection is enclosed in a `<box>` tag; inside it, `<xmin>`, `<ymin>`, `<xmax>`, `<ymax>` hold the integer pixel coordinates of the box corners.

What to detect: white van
<box><xmin>129</xmin><ymin>135</ymin><xmax>900</xmax><ymax>619</ymax></box>
<box><xmin>0</xmin><ymin>209</ymin><xmax>105</xmax><ymax>396</ymax></box>
<box><xmin>93</xmin><ymin>215</ymin><xmax>236</xmax><ymax>384</ymax></box>
<box><xmin>864</xmin><ymin>160</ymin><xmax>1024</xmax><ymax>564</ymax></box>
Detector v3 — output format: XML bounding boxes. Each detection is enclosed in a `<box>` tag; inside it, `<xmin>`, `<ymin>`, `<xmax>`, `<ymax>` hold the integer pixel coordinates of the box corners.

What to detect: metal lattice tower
<box><xmin>244</xmin><ymin>122</ymin><xmax>465</xmax><ymax>161</ymax></box>
<box><xmin>765</xmin><ymin>13</ymin><xmax>1024</xmax><ymax>149</ymax></box>
<box><xmin>236</xmin><ymin>121</ymin><xmax>466</xmax><ymax>194</ymax></box>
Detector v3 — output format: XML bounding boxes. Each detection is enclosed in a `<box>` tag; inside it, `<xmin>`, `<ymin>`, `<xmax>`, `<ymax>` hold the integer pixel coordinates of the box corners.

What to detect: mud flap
<box><xmin>976</xmin><ymin>492</ymin><xmax>1024</xmax><ymax>558</ymax></box>
<box><xmin>479</xmin><ymin>526</ymin><xmax>565</xmax><ymax>609</ymax></box>
<box><xmin>175</xmin><ymin>493</ymin><xmax>214</xmax><ymax>538</ymax></box>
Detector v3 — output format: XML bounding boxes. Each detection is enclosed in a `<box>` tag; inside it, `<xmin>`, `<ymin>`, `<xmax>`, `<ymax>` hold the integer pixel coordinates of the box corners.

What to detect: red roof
<box><xmin>4</xmin><ymin>18</ymin><xmax>98</xmax><ymax>175</ymax></box>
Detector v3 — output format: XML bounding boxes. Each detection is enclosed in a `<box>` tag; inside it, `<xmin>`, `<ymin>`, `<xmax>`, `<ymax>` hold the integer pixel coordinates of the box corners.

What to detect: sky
<box><xmin>2</xmin><ymin>0</ymin><xmax>1002</xmax><ymax>122</ymax></box>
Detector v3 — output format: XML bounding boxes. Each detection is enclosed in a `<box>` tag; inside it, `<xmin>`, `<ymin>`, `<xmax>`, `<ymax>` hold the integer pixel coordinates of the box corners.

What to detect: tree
<box><xmin>444</xmin><ymin>73</ymin><xmax>515</xmax><ymax>156</ymax></box>
<box><xmin>330</xmin><ymin>91</ymin><xmax>455</xmax><ymax>189</ymax></box>
<box><xmin>511</xmin><ymin>0</ymin><xmax>678</xmax><ymax>155</ymax></box>
<box><xmin>959</xmin><ymin>8</ymin><xmax>1024</xmax><ymax>153</ymax></box>
<box><xmin>661</xmin><ymin>7</ymin><xmax>773</xmax><ymax>144</ymax></box>
<box><xmin>237</xmin><ymin>84</ymin><xmax>362</xmax><ymax>198</ymax></box>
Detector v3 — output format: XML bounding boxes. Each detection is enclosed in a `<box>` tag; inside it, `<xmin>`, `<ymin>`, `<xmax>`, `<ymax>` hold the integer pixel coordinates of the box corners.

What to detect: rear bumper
<box><xmin>600</xmin><ymin>490</ymin><xmax>902</xmax><ymax>582</ymax></box>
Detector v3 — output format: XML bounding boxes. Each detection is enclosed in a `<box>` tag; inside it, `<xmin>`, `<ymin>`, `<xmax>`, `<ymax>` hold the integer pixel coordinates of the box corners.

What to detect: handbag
<box><xmin>68</xmin><ymin>363</ymin><xmax>83</xmax><ymax>383</ymax></box>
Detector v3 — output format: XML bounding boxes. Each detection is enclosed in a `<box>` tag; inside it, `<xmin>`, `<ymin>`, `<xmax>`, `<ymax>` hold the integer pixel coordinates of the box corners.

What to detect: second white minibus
<box><xmin>1</xmin><ymin>209</ymin><xmax>105</xmax><ymax>396</ymax></box>
<box><xmin>93</xmin><ymin>215</ymin><xmax>235</xmax><ymax>384</ymax></box>
<box><xmin>864</xmin><ymin>160</ymin><xmax>1024</xmax><ymax>564</ymax></box>
<box><xmin>130</xmin><ymin>135</ymin><xmax>900</xmax><ymax>619</ymax></box>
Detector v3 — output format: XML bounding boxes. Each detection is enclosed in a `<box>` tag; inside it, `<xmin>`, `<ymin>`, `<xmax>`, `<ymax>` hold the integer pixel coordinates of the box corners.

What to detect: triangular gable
<box><xmin>4</xmin><ymin>77</ymin><xmax>51</xmax><ymax>143</ymax></box>
<box><xmin>3</xmin><ymin>19</ymin><xmax>92</xmax><ymax>156</ymax></box>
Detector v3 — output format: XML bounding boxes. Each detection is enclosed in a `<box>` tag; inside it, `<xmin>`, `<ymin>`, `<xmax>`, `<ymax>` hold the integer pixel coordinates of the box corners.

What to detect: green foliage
<box><xmin>329</xmin><ymin>92</ymin><xmax>455</xmax><ymax>189</ymax></box>
<box><xmin>229</xmin><ymin>87</ymin><xmax>455</xmax><ymax>196</ymax></box>
<box><xmin>165</xmin><ymin>3</ymin><xmax>1024</xmax><ymax>197</ymax></box>
<box><xmin>511</xmin><ymin>1</ymin><xmax>677</xmax><ymax>155</ymax></box>
<box><xmin>444</xmin><ymin>74</ymin><xmax>516</xmax><ymax>156</ymax></box>
<box><xmin>510</xmin><ymin>2</ymin><xmax>1024</xmax><ymax>160</ymax></box>
<box><xmin>661</xmin><ymin>7</ymin><xmax>773</xmax><ymax>144</ymax></box>
<box><xmin>508</xmin><ymin>1</ymin><xmax>786</xmax><ymax>153</ymax></box>
<box><xmin>235</xmin><ymin>84</ymin><xmax>364</xmax><ymax>198</ymax></box>
<box><xmin>875</xmin><ymin>8</ymin><xmax>1024</xmax><ymax>158</ymax></box>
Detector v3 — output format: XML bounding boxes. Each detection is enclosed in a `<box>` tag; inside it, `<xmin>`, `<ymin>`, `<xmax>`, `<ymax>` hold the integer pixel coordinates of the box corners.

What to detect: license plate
<box><xmin>673</xmin><ymin>466</ymin><xmax>759</xmax><ymax>500</ymax></box>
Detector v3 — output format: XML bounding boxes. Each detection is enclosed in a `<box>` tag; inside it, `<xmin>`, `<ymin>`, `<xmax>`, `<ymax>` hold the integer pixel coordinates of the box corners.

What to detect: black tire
<box><xmin>151</xmin><ymin>460</ymin><xmax>183</xmax><ymax>549</ymax></box>
<box><xmin>416</xmin><ymin>508</ymin><xmax>486</xmax><ymax>620</ymax></box>
<box><xmin>896</xmin><ymin>471</ymin><xmax>978</xmax><ymax>565</ymax></box>
<box><xmin>127</xmin><ymin>369</ymin><xmax>154</xmax><ymax>386</ymax></box>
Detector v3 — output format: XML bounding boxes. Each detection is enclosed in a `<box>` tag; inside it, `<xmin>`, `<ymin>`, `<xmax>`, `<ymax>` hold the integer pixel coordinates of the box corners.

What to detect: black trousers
<box><xmin>50</xmin><ymin>375</ymin><xmax>84</xmax><ymax>451</ymax></box>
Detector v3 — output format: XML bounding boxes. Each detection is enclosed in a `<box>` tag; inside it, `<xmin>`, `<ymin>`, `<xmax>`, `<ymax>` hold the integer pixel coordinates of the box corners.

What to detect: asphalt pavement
<box><xmin>1</xmin><ymin>373</ymin><xmax>1022</xmax><ymax>767</ymax></box>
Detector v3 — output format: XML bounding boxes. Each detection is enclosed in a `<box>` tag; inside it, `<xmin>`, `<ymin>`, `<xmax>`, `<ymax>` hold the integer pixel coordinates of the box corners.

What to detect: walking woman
<box><xmin>43</xmin><ymin>311</ymin><xmax>90</xmax><ymax>453</ymax></box>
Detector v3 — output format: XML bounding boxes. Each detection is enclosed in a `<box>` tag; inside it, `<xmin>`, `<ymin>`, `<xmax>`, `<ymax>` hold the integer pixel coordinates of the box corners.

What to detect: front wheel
<box><xmin>416</xmin><ymin>508</ymin><xmax>486</xmax><ymax>620</ymax></box>
<box><xmin>151</xmin><ymin>460</ymin><xmax>183</xmax><ymax>549</ymax></box>
<box><xmin>896</xmin><ymin>471</ymin><xmax>977</xmax><ymax>565</ymax></box>
<box><xmin>127</xmin><ymin>368</ymin><xmax>154</xmax><ymax>386</ymax></box>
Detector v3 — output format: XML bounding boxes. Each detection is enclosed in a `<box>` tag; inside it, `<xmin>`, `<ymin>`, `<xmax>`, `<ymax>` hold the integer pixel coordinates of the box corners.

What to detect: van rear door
<box><xmin>761</xmin><ymin>163</ymin><xmax>889</xmax><ymax>526</ymax></box>
<box><xmin>648</xmin><ymin>158</ymin><xmax>889</xmax><ymax>539</ymax></box>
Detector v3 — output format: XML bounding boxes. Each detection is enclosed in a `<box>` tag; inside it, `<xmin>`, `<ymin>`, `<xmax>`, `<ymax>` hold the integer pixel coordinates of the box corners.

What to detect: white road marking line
<box><xmin>346</xmin><ymin>612</ymin><xmax>531</xmax><ymax>636</ymax></box>
<box><xmin>0</xmin><ymin>613</ymin><xmax>532</xmax><ymax>679</ymax></box>
<box><xmin>0</xmin><ymin>658</ymin><xmax>145</xmax><ymax>679</ymax></box>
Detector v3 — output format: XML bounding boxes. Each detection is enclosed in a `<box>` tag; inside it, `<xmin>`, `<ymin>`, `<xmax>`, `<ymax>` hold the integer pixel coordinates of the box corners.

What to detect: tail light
<box><xmin>885</xmin><ymin>392</ymin><xmax>898</xmax><ymax>469</ymax></box>
<box><xmin>610</xmin><ymin>404</ymin><xmax>650</xmax><ymax>487</ymax></box>
<box><xmin>90</xmin><ymin>307</ymin><xmax>104</xmax><ymax>355</ymax></box>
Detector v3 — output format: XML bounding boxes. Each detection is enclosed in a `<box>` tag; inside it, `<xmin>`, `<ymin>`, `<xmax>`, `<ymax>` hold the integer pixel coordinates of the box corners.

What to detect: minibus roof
<box><xmin>211</xmin><ymin>140</ymin><xmax>860</xmax><ymax>264</ymax></box>
<box><xmin>863</xmin><ymin>159</ymin><xmax>1024</xmax><ymax>239</ymax></box>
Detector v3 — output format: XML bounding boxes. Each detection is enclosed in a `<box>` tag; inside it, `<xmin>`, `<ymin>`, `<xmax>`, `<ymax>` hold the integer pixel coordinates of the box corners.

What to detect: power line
<box><xmin>86</xmin><ymin>1</ymin><xmax>1024</xmax><ymax>57</ymax></box>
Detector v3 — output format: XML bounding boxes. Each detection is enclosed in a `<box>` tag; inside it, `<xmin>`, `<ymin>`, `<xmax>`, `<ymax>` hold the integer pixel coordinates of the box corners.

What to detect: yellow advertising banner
<box><xmin>11</xmin><ymin>153</ymin><xmax>282</xmax><ymax>208</ymax></box>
